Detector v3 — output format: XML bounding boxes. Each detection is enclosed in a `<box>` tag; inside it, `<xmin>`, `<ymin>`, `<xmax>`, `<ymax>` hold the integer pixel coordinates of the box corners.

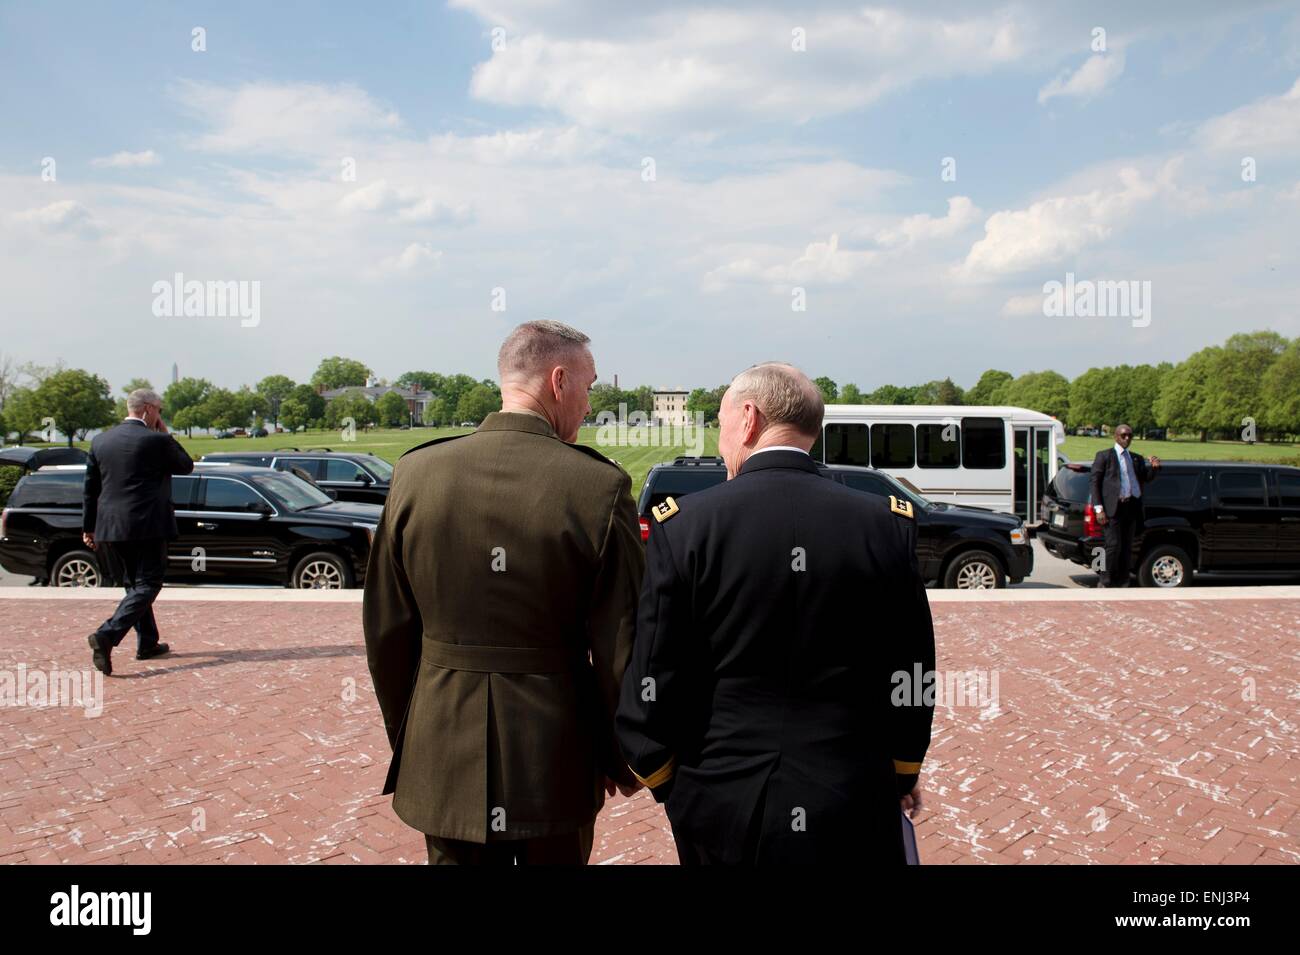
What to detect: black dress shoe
<box><xmin>136</xmin><ymin>643</ymin><xmax>170</xmax><ymax>661</ymax></box>
<box><xmin>88</xmin><ymin>634</ymin><xmax>112</xmax><ymax>676</ymax></box>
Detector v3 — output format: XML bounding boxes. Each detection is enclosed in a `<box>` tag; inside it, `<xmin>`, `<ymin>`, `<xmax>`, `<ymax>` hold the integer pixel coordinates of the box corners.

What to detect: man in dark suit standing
<box><xmin>1089</xmin><ymin>423</ymin><xmax>1161</xmax><ymax>588</ymax></box>
<box><xmin>84</xmin><ymin>388</ymin><xmax>194</xmax><ymax>675</ymax></box>
<box><xmin>364</xmin><ymin>320</ymin><xmax>645</xmax><ymax>865</ymax></box>
<box><xmin>616</xmin><ymin>362</ymin><xmax>935</xmax><ymax>864</ymax></box>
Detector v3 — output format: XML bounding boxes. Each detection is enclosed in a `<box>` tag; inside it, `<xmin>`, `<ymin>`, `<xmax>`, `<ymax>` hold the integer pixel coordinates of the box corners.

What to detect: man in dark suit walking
<box><xmin>364</xmin><ymin>320</ymin><xmax>645</xmax><ymax>865</ymax></box>
<box><xmin>1089</xmin><ymin>423</ymin><xmax>1161</xmax><ymax>588</ymax></box>
<box><xmin>84</xmin><ymin>388</ymin><xmax>194</xmax><ymax>675</ymax></box>
<box><xmin>616</xmin><ymin>362</ymin><xmax>935</xmax><ymax>864</ymax></box>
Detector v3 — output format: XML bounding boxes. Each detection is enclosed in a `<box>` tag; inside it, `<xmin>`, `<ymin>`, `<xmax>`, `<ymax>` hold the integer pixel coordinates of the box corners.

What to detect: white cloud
<box><xmin>1037</xmin><ymin>50</ymin><xmax>1126</xmax><ymax>104</ymax></box>
<box><xmin>1001</xmin><ymin>293</ymin><xmax>1045</xmax><ymax>316</ymax></box>
<box><xmin>370</xmin><ymin>242</ymin><xmax>442</xmax><ymax>277</ymax></box>
<box><xmin>11</xmin><ymin>200</ymin><xmax>102</xmax><ymax>237</ymax></box>
<box><xmin>461</xmin><ymin>6</ymin><xmax>1030</xmax><ymax>133</ymax></box>
<box><xmin>90</xmin><ymin>150</ymin><xmax>161</xmax><ymax>168</ymax></box>
<box><xmin>873</xmin><ymin>196</ymin><xmax>980</xmax><ymax>248</ymax></box>
<box><xmin>958</xmin><ymin>165</ymin><xmax>1174</xmax><ymax>278</ymax></box>
<box><xmin>1194</xmin><ymin>77</ymin><xmax>1300</xmax><ymax>153</ymax></box>
<box><xmin>173</xmin><ymin>81</ymin><xmax>401</xmax><ymax>154</ymax></box>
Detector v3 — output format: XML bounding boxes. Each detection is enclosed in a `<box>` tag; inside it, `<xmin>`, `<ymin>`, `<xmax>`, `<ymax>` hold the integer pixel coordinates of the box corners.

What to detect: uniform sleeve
<box><xmin>615</xmin><ymin>517</ymin><xmax>690</xmax><ymax>802</ymax></box>
<box><xmin>82</xmin><ymin>447</ymin><xmax>100</xmax><ymax>534</ymax></box>
<box><xmin>888</xmin><ymin>517</ymin><xmax>936</xmax><ymax>797</ymax></box>
<box><xmin>586</xmin><ymin>472</ymin><xmax>646</xmax><ymax>788</ymax></box>
<box><xmin>361</xmin><ymin>473</ymin><xmax>423</xmax><ymax>750</ymax></box>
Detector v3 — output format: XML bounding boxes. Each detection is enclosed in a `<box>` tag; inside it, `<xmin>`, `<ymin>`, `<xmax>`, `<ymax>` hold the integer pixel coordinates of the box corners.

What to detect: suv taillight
<box><xmin>638</xmin><ymin>517</ymin><xmax>650</xmax><ymax>542</ymax></box>
<box><xmin>1083</xmin><ymin>503</ymin><xmax>1098</xmax><ymax>538</ymax></box>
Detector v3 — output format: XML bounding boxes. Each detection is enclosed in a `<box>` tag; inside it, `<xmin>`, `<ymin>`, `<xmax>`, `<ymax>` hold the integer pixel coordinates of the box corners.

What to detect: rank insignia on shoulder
<box><xmin>889</xmin><ymin>494</ymin><xmax>914</xmax><ymax>519</ymax></box>
<box><xmin>653</xmin><ymin>496</ymin><xmax>680</xmax><ymax>524</ymax></box>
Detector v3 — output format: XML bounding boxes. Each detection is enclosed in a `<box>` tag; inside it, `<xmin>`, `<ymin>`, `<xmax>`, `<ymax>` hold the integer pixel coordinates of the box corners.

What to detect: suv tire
<box><xmin>290</xmin><ymin>551</ymin><xmax>352</xmax><ymax>589</ymax></box>
<box><xmin>1139</xmin><ymin>544</ymin><xmax>1191</xmax><ymax>588</ymax></box>
<box><xmin>51</xmin><ymin>549</ymin><xmax>103</xmax><ymax>588</ymax></box>
<box><xmin>943</xmin><ymin>550</ymin><xmax>1005</xmax><ymax>589</ymax></box>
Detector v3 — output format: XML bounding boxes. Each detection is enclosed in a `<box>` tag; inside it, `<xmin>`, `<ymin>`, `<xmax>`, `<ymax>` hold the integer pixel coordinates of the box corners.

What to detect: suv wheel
<box><xmin>291</xmin><ymin>551</ymin><xmax>352</xmax><ymax>589</ymax></box>
<box><xmin>51</xmin><ymin>550</ymin><xmax>102</xmax><ymax>588</ymax></box>
<box><xmin>1139</xmin><ymin>544</ymin><xmax>1190</xmax><ymax>588</ymax></box>
<box><xmin>943</xmin><ymin>550</ymin><xmax>1005</xmax><ymax>589</ymax></box>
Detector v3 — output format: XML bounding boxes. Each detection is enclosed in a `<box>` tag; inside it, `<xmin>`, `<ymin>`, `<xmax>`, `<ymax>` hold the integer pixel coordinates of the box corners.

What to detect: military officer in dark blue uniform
<box><xmin>615</xmin><ymin>362</ymin><xmax>935</xmax><ymax>864</ymax></box>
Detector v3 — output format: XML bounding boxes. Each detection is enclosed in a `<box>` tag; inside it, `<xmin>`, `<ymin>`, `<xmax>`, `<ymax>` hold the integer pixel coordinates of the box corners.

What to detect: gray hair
<box><xmin>497</xmin><ymin>320</ymin><xmax>591</xmax><ymax>381</ymax></box>
<box><xmin>727</xmin><ymin>362</ymin><xmax>824</xmax><ymax>436</ymax></box>
<box><xmin>126</xmin><ymin>388</ymin><xmax>163</xmax><ymax>413</ymax></box>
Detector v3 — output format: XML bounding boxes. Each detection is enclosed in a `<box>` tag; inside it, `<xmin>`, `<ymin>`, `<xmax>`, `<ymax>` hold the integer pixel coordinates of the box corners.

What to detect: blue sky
<box><xmin>2</xmin><ymin>0</ymin><xmax>1299</xmax><ymax>394</ymax></box>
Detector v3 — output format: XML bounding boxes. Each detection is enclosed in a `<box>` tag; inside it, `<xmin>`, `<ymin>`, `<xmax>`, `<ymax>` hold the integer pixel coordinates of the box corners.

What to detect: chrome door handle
<box><xmin>196</xmin><ymin>522</ymin><xmax>218</xmax><ymax>530</ymax></box>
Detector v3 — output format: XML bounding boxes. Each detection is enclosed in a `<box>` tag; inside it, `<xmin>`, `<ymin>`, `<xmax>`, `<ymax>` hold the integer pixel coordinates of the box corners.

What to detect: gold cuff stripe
<box><xmin>893</xmin><ymin>759</ymin><xmax>922</xmax><ymax>774</ymax></box>
<box><xmin>632</xmin><ymin>757</ymin><xmax>677</xmax><ymax>789</ymax></box>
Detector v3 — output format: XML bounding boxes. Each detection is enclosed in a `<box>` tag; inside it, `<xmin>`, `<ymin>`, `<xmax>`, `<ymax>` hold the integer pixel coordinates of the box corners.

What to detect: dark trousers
<box><xmin>93</xmin><ymin>539</ymin><xmax>167</xmax><ymax>652</ymax></box>
<box><xmin>425</xmin><ymin>824</ymin><xmax>594</xmax><ymax>865</ymax></box>
<box><xmin>1101</xmin><ymin>498</ymin><xmax>1140</xmax><ymax>587</ymax></box>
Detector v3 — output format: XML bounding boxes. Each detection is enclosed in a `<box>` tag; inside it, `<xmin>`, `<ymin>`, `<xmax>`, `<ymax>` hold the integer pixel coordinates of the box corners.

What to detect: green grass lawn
<box><xmin>163</xmin><ymin>424</ymin><xmax>719</xmax><ymax>494</ymax></box>
<box><xmin>1060</xmin><ymin>436</ymin><xmax>1300</xmax><ymax>466</ymax></box>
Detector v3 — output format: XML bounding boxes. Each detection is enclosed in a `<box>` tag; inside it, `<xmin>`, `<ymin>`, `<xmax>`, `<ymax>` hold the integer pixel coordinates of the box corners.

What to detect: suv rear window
<box><xmin>1050</xmin><ymin>466</ymin><xmax>1092</xmax><ymax>504</ymax></box>
<box><xmin>9</xmin><ymin>472</ymin><xmax>83</xmax><ymax>508</ymax></box>
<box><xmin>639</xmin><ymin>468</ymin><xmax>726</xmax><ymax>512</ymax></box>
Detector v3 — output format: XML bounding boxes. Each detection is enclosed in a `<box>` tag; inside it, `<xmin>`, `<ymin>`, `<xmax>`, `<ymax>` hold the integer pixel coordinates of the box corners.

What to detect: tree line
<box><xmin>1</xmin><ymin>330</ymin><xmax>1297</xmax><ymax>445</ymax></box>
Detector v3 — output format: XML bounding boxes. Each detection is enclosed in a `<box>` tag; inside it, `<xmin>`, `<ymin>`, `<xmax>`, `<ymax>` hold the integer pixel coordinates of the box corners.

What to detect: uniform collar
<box><xmin>477</xmin><ymin>410</ymin><xmax>558</xmax><ymax>439</ymax></box>
<box><xmin>738</xmin><ymin>448</ymin><xmax>820</xmax><ymax>476</ymax></box>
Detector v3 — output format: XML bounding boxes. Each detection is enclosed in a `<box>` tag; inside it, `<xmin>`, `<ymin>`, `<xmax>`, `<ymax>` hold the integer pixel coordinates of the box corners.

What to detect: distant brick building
<box><xmin>319</xmin><ymin>377</ymin><xmax>433</xmax><ymax>419</ymax></box>
<box><xmin>652</xmin><ymin>388</ymin><xmax>690</xmax><ymax>427</ymax></box>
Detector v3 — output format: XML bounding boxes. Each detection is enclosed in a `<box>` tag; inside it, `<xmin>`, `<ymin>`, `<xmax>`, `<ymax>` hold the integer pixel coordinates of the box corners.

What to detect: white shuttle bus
<box><xmin>811</xmin><ymin>405</ymin><xmax>1065</xmax><ymax>524</ymax></box>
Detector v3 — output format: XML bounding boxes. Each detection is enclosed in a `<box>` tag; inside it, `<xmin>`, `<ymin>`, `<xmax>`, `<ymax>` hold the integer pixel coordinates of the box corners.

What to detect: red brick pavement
<box><xmin>0</xmin><ymin>596</ymin><xmax>1295</xmax><ymax>864</ymax></box>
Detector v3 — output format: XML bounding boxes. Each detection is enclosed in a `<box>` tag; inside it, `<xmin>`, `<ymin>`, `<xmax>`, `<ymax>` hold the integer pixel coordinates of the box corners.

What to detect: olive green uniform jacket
<box><xmin>363</xmin><ymin>411</ymin><xmax>644</xmax><ymax>842</ymax></box>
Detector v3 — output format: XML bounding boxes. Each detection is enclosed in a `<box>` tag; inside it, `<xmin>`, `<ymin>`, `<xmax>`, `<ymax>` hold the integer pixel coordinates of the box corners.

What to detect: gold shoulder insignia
<box><xmin>652</xmin><ymin>496</ymin><xmax>680</xmax><ymax>524</ymax></box>
<box><xmin>889</xmin><ymin>494</ymin><xmax>914</xmax><ymax>519</ymax></box>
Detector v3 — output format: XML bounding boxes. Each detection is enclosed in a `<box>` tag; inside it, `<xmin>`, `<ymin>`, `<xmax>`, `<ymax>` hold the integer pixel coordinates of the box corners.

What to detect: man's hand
<box><xmin>901</xmin><ymin>782</ymin><xmax>924</xmax><ymax>819</ymax></box>
<box><xmin>1150</xmin><ymin>455</ymin><xmax>1161</xmax><ymax>469</ymax></box>
<box><xmin>1094</xmin><ymin>509</ymin><xmax>1107</xmax><ymax>526</ymax></box>
<box><xmin>605</xmin><ymin>776</ymin><xmax>644</xmax><ymax>798</ymax></box>
<box><xmin>82</xmin><ymin>532</ymin><xmax>95</xmax><ymax>550</ymax></box>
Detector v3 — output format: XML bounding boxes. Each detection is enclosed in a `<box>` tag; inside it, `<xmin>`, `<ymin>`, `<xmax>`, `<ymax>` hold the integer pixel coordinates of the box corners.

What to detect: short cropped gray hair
<box><xmin>126</xmin><ymin>388</ymin><xmax>163</xmax><ymax>413</ymax></box>
<box><xmin>497</xmin><ymin>320</ymin><xmax>591</xmax><ymax>381</ymax></box>
<box><xmin>727</xmin><ymin>362</ymin><xmax>824</xmax><ymax>436</ymax></box>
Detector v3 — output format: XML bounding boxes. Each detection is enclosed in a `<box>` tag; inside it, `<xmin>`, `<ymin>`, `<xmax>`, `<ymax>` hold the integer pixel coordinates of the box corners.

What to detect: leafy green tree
<box><xmin>995</xmin><ymin>370</ymin><xmax>1069</xmax><ymax>422</ymax></box>
<box><xmin>325</xmin><ymin>391</ymin><xmax>378</xmax><ymax>430</ymax></box>
<box><xmin>287</xmin><ymin>383</ymin><xmax>326</xmax><ymax>424</ymax></box>
<box><xmin>813</xmin><ymin>377</ymin><xmax>838</xmax><ymax>403</ymax></box>
<box><xmin>1200</xmin><ymin>331</ymin><xmax>1287</xmax><ymax>435</ymax></box>
<box><xmin>311</xmin><ymin>357</ymin><xmax>372</xmax><ymax>390</ymax></box>
<box><xmin>164</xmin><ymin>377</ymin><xmax>213</xmax><ymax>434</ymax></box>
<box><xmin>455</xmin><ymin>384</ymin><xmax>501</xmax><ymax>424</ymax></box>
<box><xmin>686</xmin><ymin>387</ymin><xmax>725</xmax><ymax>424</ymax></box>
<box><xmin>277</xmin><ymin>397</ymin><xmax>309</xmax><ymax>433</ymax></box>
<box><xmin>966</xmin><ymin>369</ymin><xmax>1013</xmax><ymax>406</ymax></box>
<box><xmin>3</xmin><ymin>387</ymin><xmax>40</xmax><ymax>440</ymax></box>
<box><xmin>396</xmin><ymin>371</ymin><xmax>445</xmax><ymax>393</ymax></box>
<box><xmin>256</xmin><ymin>375</ymin><xmax>296</xmax><ymax>427</ymax></box>
<box><xmin>1154</xmin><ymin>347</ymin><xmax>1219</xmax><ymax>441</ymax></box>
<box><xmin>863</xmin><ymin>384</ymin><xmax>915</xmax><ymax>405</ymax></box>
<box><xmin>1261</xmin><ymin>338</ymin><xmax>1300</xmax><ymax>435</ymax></box>
<box><xmin>422</xmin><ymin>397</ymin><xmax>451</xmax><ymax>426</ymax></box>
<box><xmin>838</xmin><ymin>383</ymin><xmax>863</xmax><ymax>404</ymax></box>
<box><xmin>1068</xmin><ymin>367</ymin><xmax>1125</xmax><ymax>430</ymax></box>
<box><xmin>32</xmin><ymin>369</ymin><xmax>115</xmax><ymax>445</ymax></box>
<box><xmin>376</xmin><ymin>390</ymin><xmax>409</xmax><ymax>428</ymax></box>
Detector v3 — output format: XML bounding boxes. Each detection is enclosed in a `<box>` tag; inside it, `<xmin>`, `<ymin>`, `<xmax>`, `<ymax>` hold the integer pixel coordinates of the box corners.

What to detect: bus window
<box><xmin>962</xmin><ymin>417</ymin><xmax>1005</xmax><ymax>469</ymax></box>
<box><xmin>917</xmin><ymin>423</ymin><xmax>959</xmax><ymax>468</ymax></box>
<box><xmin>871</xmin><ymin>423</ymin><xmax>915</xmax><ymax>469</ymax></box>
<box><xmin>824</xmin><ymin>423</ymin><xmax>868</xmax><ymax>466</ymax></box>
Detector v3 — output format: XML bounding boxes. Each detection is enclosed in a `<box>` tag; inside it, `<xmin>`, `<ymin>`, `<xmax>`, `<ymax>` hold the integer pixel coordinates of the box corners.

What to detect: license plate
<box><xmin>1053</xmin><ymin>513</ymin><xmax>1066</xmax><ymax>527</ymax></box>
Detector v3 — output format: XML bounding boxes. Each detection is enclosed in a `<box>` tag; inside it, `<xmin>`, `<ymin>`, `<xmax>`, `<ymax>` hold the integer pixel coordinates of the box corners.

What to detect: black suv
<box><xmin>636</xmin><ymin>456</ymin><xmax>1032</xmax><ymax>589</ymax></box>
<box><xmin>200</xmin><ymin>449</ymin><xmax>393</xmax><ymax>504</ymax></box>
<box><xmin>0</xmin><ymin>463</ymin><xmax>381</xmax><ymax>589</ymax></box>
<box><xmin>1038</xmin><ymin>460</ymin><xmax>1300</xmax><ymax>587</ymax></box>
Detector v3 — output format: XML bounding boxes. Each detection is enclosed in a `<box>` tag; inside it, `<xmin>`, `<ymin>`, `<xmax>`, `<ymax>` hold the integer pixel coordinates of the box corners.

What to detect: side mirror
<box><xmin>325</xmin><ymin>489</ymin><xmax>338</xmax><ymax>500</ymax></box>
<box><xmin>251</xmin><ymin>501</ymin><xmax>274</xmax><ymax>516</ymax></box>
<box><xmin>358</xmin><ymin>473</ymin><xmax>373</xmax><ymax>485</ymax></box>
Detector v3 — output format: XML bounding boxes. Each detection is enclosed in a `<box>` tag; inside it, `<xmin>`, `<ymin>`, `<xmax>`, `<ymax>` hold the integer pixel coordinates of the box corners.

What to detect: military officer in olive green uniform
<box><xmin>364</xmin><ymin>320</ymin><xmax>645</xmax><ymax>864</ymax></box>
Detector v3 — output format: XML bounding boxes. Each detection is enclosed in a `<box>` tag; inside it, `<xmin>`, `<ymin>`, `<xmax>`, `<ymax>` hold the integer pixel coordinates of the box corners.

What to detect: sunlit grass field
<box><xmin>168</xmin><ymin>425</ymin><xmax>721</xmax><ymax>493</ymax></box>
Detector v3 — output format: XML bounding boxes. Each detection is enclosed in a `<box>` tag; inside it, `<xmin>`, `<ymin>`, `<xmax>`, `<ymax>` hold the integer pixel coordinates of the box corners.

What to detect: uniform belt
<box><xmin>422</xmin><ymin>639</ymin><xmax>578</xmax><ymax>674</ymax></box>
